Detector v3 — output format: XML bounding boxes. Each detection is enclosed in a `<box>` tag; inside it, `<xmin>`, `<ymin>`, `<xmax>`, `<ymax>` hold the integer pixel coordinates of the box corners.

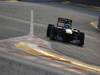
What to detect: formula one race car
<box><xmin>47</xmin><ymin>17</ymin><xmax>85</xmax><ymax>46</ymax></box>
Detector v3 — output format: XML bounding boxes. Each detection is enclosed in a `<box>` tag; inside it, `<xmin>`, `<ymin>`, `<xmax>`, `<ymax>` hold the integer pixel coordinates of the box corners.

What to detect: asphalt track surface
<box><xmin>0</xmin><ymin>2</ymin><xmax>100</xmax><ymax>74</ymax></box>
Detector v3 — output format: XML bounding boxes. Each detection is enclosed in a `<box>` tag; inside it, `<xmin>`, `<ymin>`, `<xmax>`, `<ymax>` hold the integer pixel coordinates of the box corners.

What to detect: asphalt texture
<box><xmin>0</xmin><ymin>1</ymin><xmax>100</xmax><ymax>69</ymax></box>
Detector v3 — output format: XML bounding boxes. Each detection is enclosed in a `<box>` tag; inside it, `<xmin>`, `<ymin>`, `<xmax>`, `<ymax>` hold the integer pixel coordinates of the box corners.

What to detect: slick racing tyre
<box><xmin>47</xmin><ymin>24</ymin><xmax>54</xmax><ymax>37</ymax></box>
<box><xmin>50</xmin><ymin>27</ymin><xmax>57</xmax><ymax>40</ymax></box>
<box><xmin>78</xmin><ymin>32</ymin><xmax>85</xmax><ymax>46</ymax></box>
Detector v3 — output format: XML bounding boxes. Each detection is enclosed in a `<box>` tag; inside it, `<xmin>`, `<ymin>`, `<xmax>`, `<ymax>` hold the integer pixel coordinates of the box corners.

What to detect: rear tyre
<box><xmin>50</xmin><ymin>27</ymin><xmax>57</xmax><ymax>40</ymax></box>
<box><xmin>78</xmin><ymin>32</ymin><xmax>85</xmax><ymax>46</ymax></box>
<box><xmin>47</xmin><ymin>24</ymin><xmax>54</xmax><ymax>37</ymax></box>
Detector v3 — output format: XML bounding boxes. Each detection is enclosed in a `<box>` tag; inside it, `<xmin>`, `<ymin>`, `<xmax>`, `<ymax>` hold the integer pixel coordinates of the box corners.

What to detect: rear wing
<box><xmin>58</xmin><ymin>17</ymin><xmax>72</xmax><ymax>25</ymax></box>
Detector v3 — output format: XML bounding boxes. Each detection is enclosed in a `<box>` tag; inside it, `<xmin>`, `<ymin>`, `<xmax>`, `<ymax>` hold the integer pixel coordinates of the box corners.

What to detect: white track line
<box><xmin>0</xmin><ymin>14</ymin><xmax>46</xmax><ymax>28</ymax></box>
<box><xmin>30</xmin><ymin>9</ymin><xmax>34</xmax><ymax>36</ymax></box>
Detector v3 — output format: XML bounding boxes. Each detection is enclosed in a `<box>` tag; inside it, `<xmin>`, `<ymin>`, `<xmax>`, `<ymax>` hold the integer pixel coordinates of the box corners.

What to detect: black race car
<box><xmin>47</xmin><ymin>17</ymin><xmax>85</xmax><ymax>46</ymax></box>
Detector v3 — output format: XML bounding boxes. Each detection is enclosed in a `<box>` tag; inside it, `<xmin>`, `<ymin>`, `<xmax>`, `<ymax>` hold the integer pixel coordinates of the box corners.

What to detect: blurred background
<box><xmin>0</xmin><ymin>0</ymin><xmax>100</xmax><ymax>7</ymax></box>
